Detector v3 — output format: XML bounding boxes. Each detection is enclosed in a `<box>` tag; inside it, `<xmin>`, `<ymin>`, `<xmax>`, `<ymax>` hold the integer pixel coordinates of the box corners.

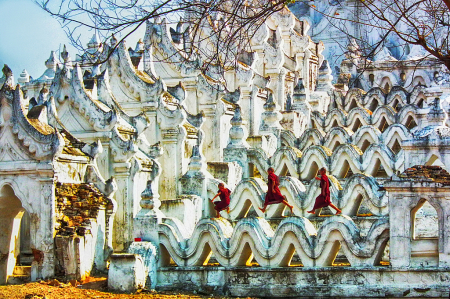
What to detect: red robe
<box><xmin>214</xmin><ymin>188</ymin><xmax>231</xmax><ymax>211</ymax></box>
<box><xmin>264</xmin><ymin>173</ymin><xmax>285</xmax><ymax>205</ymax></box>
<box><xmin>312</xmin><ymin>174</ymin><xmax>331</xmax><ymax>210</ymax></box>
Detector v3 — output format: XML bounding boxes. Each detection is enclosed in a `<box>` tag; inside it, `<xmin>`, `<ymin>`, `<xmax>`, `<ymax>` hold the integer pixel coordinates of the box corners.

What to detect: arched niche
<box><xmin>351</xmin><ymin>118</ymin><xmax>362</xmax><ymax>133</ymax></box>
<box><xmin>356</xmin><ymin>132</ymin><xmax>376</xmax><ymax>153</ymax></box>
<box><xmin>412</xmin><ymin>76</ymin><xmax>426</xmax><ymax>87</ymax></box>
<box><xmin>330</xmin><ymin>140</ymin><xmax>341</xmax><ymax>153</ymax></box>
<box><xmin>404</xmin><ymin>115</ymin><xmax>418</xmax><ymax>130</ymax></box>
<box><xmin>379</xmin><ymin>77</ymin><xmax>392</xmax><ymax>95</ymax></box>
<box><xmin>278</xmin><ymin>163</ymin><xmax>293</xmax><ymax>177</ymax></box>
<box><xmin>335</xmin><ymin>160</ymin><xmax>354</xmax><ymax>179</ymax></box>
<box><xmin>348</xmin><ymin>98</ymin><xmax>358</xmax><ymax>111</ymax></box>
<box><xmin>303</xmin><ymin>137</ymin><xmax>316</xmax><ymax>150</ymax></box>
<box><xmin>416</xmin><ymin>96</ymin><xmax>425</xmax><ymax>108</ymax></box>
<box><xmin>347</xmin><ymin>193</ymin><xmax>364</xmax><ymax>216</ymax></box>
<box><xmin>368</xmin><ymin>98</ymin><xmax>379</xmax><ymax>112</ymax></box>
<box><xmin>302</xmin><ymin>160</ymin><xmax>319</xmax><ymax>181</ymax></box>
<box><xmin>360</xmin><ymin>139</ymin><xmax>371</xmax><ymax>153</ymax></box>
<box><xmin>391</xmin><ymin>97</ymin><xmax>400</xmax><ymax>111</ymax></box>
<box><xmin>0</xmin><ymin>184</ymin><xmax>28</xmax><ymax>284</ymax></box>
<box><xmin>236</xmin><ymin>199</ymin><xmax>253</xmax><ymax>219</ymax></box>
<box><xmin>159</xmin><ymin>244</ymin><xmax>178</xmax><ymax>267</ymax></box>
<box><xmin>410</xmin><ymin>199</ymin><xmax>439</xmax><ymax>267</ymax></box>
<box><xmin>371</xmin><ymin>159</ymin><xmax>389</xmax><ymax>178</ymax></box>
<box><xmin>331</xmin><ymin>119</ymin><xmax>339</xmax><ymax>128</ymax></box>
<box><xmin>377</xmin><ymin>116</ymin><xmax>388</xmax><ymax>132</ymax></box>
<box><xmin>412</xmin><ymin>200</ymin><xmax>439</xmax><ymax>239</ymax></box>
<box><xmin>248</xmin><ymin>162</ymin><xmax>263</xmax><ymax>179</ymax></box>
<box><xmin>390</xmin><ymin>138</ymin><xmax>402</xmax><ymax>155</ymax></box>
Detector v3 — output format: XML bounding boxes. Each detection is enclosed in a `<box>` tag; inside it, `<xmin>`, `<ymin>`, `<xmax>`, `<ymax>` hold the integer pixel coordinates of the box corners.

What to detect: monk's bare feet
<box><xmin>258</xmin><ymin>207</ymin><xmax>266</xmax><ymax>213</ymax></box>
<box><xmin>289</xmin><ymin>205</ymin><xmax>294</xmax><ymax>213</ymax></box>
<box><xmin>336</xmin><ymin>210</ymin><xmax>342</xmax><ymax>215</ymax></box>
<box><xmin>226</xmin><ymin>207</ymin><xmax>230</xmax><ymax>213</ymax></box>
<box><xmin>307</xmin><ymin>210</ymin><xmax>315</xmax><ymax>214</ymax></box>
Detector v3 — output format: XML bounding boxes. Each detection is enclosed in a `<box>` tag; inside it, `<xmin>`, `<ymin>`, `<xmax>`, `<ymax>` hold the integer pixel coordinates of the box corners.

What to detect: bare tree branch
<box><xmin>300</xmin><ymin>0</ymin><xmax>450</xmax><ymax>71</ymax></box>
<box><xmin>36</xmin><ymin>0</ymin><xmax>291</xmax><ymax>75</ymax></box>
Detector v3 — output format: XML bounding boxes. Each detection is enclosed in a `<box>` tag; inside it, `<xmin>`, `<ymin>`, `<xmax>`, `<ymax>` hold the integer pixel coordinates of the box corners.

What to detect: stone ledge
<box><xmin>157</xmin><ymin>267</ymin><xmax>450</xmax><ymax>297</ymax></box>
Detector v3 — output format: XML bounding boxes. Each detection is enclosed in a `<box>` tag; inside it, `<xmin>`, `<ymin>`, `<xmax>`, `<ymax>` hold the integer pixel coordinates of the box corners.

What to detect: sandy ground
<box><xmin>0</xmin><ymin>277</ymin><xmax>253</xmax><ymax>299</ymax></box>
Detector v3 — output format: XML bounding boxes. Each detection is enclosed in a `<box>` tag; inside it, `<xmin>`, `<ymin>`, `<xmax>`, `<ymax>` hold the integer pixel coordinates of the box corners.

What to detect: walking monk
<box><xmin>210</xmin><ymin>183</ymin><xmax>231</xmax><ymax>218</ymax></box>
<box><xmin>259</xmin><ymin>167</ymin><xmax>294</xmax><ymax>213</ymax></box>
<box><xmin>307</xmin><ymin>167</ymin><xmax>342</xmax><ymax>215</ymax></box>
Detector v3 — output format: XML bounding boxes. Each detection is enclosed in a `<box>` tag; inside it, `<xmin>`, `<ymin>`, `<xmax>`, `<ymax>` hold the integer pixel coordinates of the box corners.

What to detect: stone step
<box><xmin>18</xmin><ymin>253</ymin><xmax>34</xmax><ymax>265</ymax></box>
<box><xmin>7</xmin><ymin>274</ymin><xmax>30</xmax><ymax>284</ymax></box>
<box><xmin>13</xmin><ymin>266</ymin><xmax>31</xmax><ymax>276</ymax></box>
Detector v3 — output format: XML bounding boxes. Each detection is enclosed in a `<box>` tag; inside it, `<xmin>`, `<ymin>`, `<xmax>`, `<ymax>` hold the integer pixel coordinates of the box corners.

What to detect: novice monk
<box><xmin>259</xmin><ymin>167</ymin><xmax>294</xmax><ymax>214</ymax></box>
<box><xmin>307</xmin><ymin>167</ymin><xmax>342</xmax><ymax>215</ymax></box>
<box><xmin>210</xmin><ymin>183</ymin><xmax>231</xmax><ymax>218</ymax></box>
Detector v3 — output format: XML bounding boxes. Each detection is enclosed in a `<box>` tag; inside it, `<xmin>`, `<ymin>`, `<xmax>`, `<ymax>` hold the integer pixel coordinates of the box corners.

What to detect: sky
<box><xmin>0</xmin><ymin>0</ymin><xmax>77</xmax><ymax>79</ymax></box>
<box><xmin>0</xmin><ymin>0</ymin><xmax>144</xmax><ymax>81</ymax></box>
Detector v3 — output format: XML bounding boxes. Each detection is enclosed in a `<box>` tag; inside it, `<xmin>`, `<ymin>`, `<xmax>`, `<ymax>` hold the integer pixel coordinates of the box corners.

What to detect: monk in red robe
<box><xmin>258</xmin><ymin>167</ymin><xmax>294</xmax><ymax>213</ymax></box>
<box><xmin>210</xmin><ymin>183</ymin><xmax>231</xmax><ymax>218</ymax></box>
<box><xmin>307</xmin><ymin>167</ymin><xmax>342</xmax><ymax>215</ymax></box>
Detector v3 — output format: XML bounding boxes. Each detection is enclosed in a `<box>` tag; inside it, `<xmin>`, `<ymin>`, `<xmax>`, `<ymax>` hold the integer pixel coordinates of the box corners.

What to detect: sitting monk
<box><xmin>307</xmin><ymin>167</ymin><xmax>342</xmax><ymax>215</ymax></box>
<box><xmin>259</xmin><ymin>167</ymin><xmax>294</xmax><ymax>214</ymax></box>
<box><xmin>210</xmin><ymin>183</ymin><xmax>231</xmax><ymax>218</ymax></box>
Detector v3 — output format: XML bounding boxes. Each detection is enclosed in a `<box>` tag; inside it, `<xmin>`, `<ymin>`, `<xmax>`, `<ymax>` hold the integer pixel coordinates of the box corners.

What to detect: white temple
<box><xmin>289</xmin><ymin>0</ymin><xmax>450</xmax><ymax>91</ymax></box>
<box><xmin>1</xmin><ymin>5</ymin><xmax>450</xmax><ymax>297</ymax></box>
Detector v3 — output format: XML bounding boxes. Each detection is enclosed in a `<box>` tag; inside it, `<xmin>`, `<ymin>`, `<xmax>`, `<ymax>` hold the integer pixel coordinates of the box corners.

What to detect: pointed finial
<box><xmin>191</xmin><ymin>144</ymin><xmax>201</xmax><ymax>159</ymax></box>
<box><xmin>61</xmin><ymin>45</ymin><xmax>71</xmax><ymax>64</ymax></box>
<box><xmin>319</xmin><ymin>60</ymin><xmax>330</xmax><ymax>71</ymax></box>
<box><xmin>88</xmin><ymin>31</ymin><xmax>101</xmax><ymax>49</ymax></box>
<box><xmin>1</xmin><ymin>64</ymin><xmax>14</xmax><ymax>89</ymax></box>
<box><xmin>291</xmin><ymin>78</ymin><xmax>309</xmax><ymax>107</ymax></box>
<box><xmin>139</xmin><ymin>179</ymin><xmax>161</xmax><ymax>211</ymax></box>
<box><xmin>135</xmin><ymin>39</ymin><xmax>145</xmax><ymax>53</ymax></box>
<box><xmin>186</xmin><ymin>143</ymin><xmax>204</xmax><ymax>172</ymax></box>
<box><xmin>316</xmin><ymin>60</ymin><xmax>334</xmax><ymax>92</ymax></box>
<box><xmin>2</xmin><ymin>64</ymin><xmax>12</xmax><ymax>78</ymax></box>
<box><xmin>110</xmin><ymin>34</ymin><xmax>118</xmax><ymax>47</ymax></box>
<box><xmin>227</xmin><ymin>105</ymin><xmax>250</xmax><ymax>149</ymax></box>
<box><xmin>18</xmin><ymin>69</ymin><xmax>30</xmax><ymax>84</ymax></box>
<box><xmin>141</xmin><ymin>180</ymin><xmax>154</xmax><ymax>200</ymax></box>
<box><xmin>231</xmin><ymin>105</ymin><xmax>243</xmax><ymax>126</ymax></box>
<box><xmin>346</xmin><ymin>38</ymin><xmax>362</xmax><ymax>61</ymax></box>
<box><xmin>294</xmin><ymin>78</ymin><xmax>306</xmax><ymax>94</ymax></box>
<box><xmin>285</xmin><ymin>93</ymin><xmax>292</xmax><ymax>111</ymax></box>
<box><xmin>45</xmin><ymin>51</ymin><xmax>60</xmax><ymax>70</ymax></box>
<box><xmin>263</xmin><ymin>92</ymin><xmax>276</xmax><ymax>111</ymax></box>
<box><xmin>38</xmin><ymin>87</ymin><xmax>48</xmax><ymax>105</ymax></box>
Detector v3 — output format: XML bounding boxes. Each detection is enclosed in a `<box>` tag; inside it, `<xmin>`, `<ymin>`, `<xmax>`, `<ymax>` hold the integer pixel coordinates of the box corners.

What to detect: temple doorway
<box><xmin>0</xmin><ymin>184</ymin><xmax>31</xmax><ymax>284</ymax></box>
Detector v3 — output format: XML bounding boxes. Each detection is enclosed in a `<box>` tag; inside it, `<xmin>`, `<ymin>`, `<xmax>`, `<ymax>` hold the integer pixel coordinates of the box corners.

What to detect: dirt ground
<box><xmin>0</xmin><ymin>277</ymin><xmax>253</xmax><ymax>299</ymax></box>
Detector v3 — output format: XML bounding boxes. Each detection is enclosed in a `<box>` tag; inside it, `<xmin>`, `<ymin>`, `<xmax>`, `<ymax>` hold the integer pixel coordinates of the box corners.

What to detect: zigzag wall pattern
<box><xmin>158</xmin><ymin>216</ymin><xmax>389</xmax><ymax>268</ymax></box>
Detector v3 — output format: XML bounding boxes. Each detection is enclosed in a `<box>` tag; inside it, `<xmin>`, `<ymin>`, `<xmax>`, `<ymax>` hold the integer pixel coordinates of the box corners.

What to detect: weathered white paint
<box><xmin>108</xmin><ymin>254</ymin><xmax>146</xmax><ymax>292</ymax></box>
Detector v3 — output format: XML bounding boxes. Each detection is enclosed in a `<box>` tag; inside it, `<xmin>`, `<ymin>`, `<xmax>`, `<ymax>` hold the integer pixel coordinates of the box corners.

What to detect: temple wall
<box><xmin>3</xmin><ymin>2</ymin><xmax>450</xmax><ymax>297</ymax></box>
